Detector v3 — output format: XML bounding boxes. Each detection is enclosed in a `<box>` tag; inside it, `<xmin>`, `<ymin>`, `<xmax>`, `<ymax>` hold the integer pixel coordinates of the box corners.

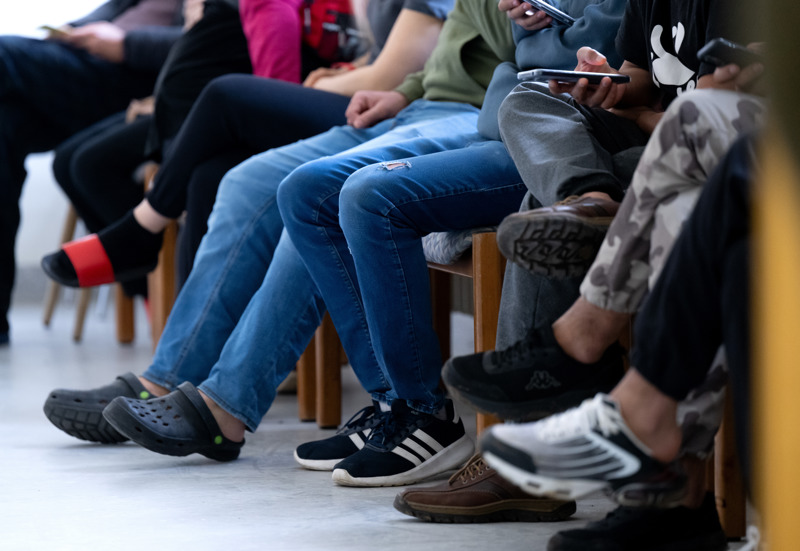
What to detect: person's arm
<box><xmin>310</xmin><ymin>8</ymin><xmax>444</xmax><ymax>96</ymax></box>
<box><xmin>68</xmin><ymin>0</ymin><xmax>134</xmax><ymax>26</ymax></box>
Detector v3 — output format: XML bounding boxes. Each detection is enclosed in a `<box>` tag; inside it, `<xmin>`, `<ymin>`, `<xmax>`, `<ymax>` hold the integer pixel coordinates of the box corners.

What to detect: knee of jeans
<box><xmin>277</xmin><ymin>158</ymin><xmax>338</xmax><ymax>226</ymax></box>
<box><xmin>338</xmin><ymin>165</ymin><xmax>392</xmax><ymax>230</ymax></box>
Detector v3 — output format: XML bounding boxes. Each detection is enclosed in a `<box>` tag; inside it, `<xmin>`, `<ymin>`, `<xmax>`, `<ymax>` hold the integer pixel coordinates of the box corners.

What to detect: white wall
<box><xmin>3</xmin><ymin>1</ymin><xmax>108</xmax><ymax>269</ymax></box>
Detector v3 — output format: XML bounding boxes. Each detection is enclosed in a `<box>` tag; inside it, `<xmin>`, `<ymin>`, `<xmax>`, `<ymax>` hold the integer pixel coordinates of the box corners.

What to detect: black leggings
<box><xmin>146</xmin><ymin>74</ymin><xmax>351</xmax><ymax>278</ymax></box>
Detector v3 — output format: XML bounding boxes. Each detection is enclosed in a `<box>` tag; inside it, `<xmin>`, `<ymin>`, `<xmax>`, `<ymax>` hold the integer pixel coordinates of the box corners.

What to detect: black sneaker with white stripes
<box><xmin>480</xmin><ymin>394</ymin><xmax>687</xmax><ymax>507</ymax></box>
<box><xmin>332</xmin><ymin>400</ymin><xmax>475</xmax><ymax>487</ymax></box>
<box><xmin>294</xmin><ymin>402</ymin><xmax>386</xmax><ymax>470</ymax></box>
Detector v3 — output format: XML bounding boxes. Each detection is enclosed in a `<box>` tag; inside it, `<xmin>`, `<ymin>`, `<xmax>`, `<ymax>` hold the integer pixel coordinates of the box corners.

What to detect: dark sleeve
<box><xmin>69</xmin><ymin>0</ymin><xmax>138</xmax><ymax>26</ymax></box>
<box><xmin>124</xmin><ymin>26</ymin><xmax>184</xmax><ymax>72</ymax></box>
<box><xmin>614</xmin><ymin>0</ymin><xmax>647</xmax><ymax>69</ymax></box>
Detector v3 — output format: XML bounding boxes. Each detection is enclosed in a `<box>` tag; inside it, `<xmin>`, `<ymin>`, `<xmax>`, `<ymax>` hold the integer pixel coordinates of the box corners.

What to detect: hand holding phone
<box><xmin>522</xmin><ymin>0</ymin><xmax>575</xmax><ymax>26</ymax></box>
<box><xmin>697</xmin><ymin>38</ymin><xmax>763</xmax><ymax>68</ymax></box>
<box><xmin>39</xmin><ymin>25</ymin><xmax>73</xmax><ymax>39</ymax></box>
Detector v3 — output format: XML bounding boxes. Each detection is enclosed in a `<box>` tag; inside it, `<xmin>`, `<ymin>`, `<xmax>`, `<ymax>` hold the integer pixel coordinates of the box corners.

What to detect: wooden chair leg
<box><xmin>297</xmin><ymin>337</ymin><xmax>317</xmax><ymax>422</ymax></box>
<box><xmin>472</xmin><ymin>232</ymin><xmax>505</xmax><ymax>433</ymax></box>
<box><xmin>715</xmin><ymin>388</ymin><xmax>747</xmax><ymax>539</ymax></box>
<box><xmin>315</xmin><ymin>313</ymin><xmax>342</xmax><ymax>428</ymax></box>
<box><xmin>115</xmin><ymin>285</ymin><xmax>135</xmax><ymax>344</ymax></box>
<box><xmin>72</xmin><ymin>289</ymin><xmax>92</xmax><ymax>342</ymax></box>
<box><xmin>147</xmin><ymin>220</ymin><xmax>178</xmax><ymax>347</ymax></box>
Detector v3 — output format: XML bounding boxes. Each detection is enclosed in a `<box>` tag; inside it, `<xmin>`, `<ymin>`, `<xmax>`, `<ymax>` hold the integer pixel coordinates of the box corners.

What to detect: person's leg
<box><xmin>479</xmin><ymin>134</ymin><xmax>755</xmax><ymax>504</ymax></box>
<box><xmin>41</xmin><ymin>75</ymin><xmax>352</xmax><ymax>287</ymax></box>
<box><xmin>43</xmin><ymin>121</ymin><xmax>374</xmax><ymax>443</ymax></box>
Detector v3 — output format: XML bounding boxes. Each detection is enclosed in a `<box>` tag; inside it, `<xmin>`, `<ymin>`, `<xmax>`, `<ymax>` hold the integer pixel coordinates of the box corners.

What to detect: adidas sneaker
<box><xmin>331</xmin><ymin>400</ymin><xmax>475</xmax><ymax>487</ymax></box>
<box><xmin>294</xmin><ymin>402</ymin><xmax>386</xmax><ymax>470</ymax></box>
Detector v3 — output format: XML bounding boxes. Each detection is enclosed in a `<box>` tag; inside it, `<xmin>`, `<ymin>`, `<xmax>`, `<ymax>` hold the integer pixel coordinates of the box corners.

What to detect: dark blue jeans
<box><xmin>0</xmin><ymin>35</ymin><xmax>158</xmax><ymax>334</ymax></box>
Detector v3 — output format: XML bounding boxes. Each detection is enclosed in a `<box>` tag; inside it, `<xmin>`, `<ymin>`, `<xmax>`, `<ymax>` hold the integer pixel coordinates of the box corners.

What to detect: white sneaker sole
<box><xmin>331</xmin><ymin>435</ymin><xmax>475</xmax><ymax>487</ymax></box>
<box><xmin>293</xmin><ymin>450</ymin><xmax>345</xmax><ymax>471</ymax></box>
<box><xmin>482</xmin><ymin>450</ymin><xmax>608</xmax><ymax>500</ymax></box>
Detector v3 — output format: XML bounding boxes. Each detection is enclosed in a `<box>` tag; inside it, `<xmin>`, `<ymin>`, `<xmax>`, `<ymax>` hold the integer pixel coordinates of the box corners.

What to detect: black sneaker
<box><xmin>480</xmin><ymin>394</ymin><xmax>687</xmax><ymax>507</ymax></box>
<box><xmin>548</xmin><ymin>493</ymin><xmax>727</xmax><ymax>551</ymax></box>
<box><xmin>332</xmin><ymin>400</ymin><xmax>475</xmax><ymax>487</ymax></box>
<box><xmin>294</xmin><ymin>402</ymin><xmax>386</xmax><ymax>470</ymax></box>
<box><xmin>443</xmin><ymin>324</ymin><xmax>624</xmax><ymax>421</ymax></box>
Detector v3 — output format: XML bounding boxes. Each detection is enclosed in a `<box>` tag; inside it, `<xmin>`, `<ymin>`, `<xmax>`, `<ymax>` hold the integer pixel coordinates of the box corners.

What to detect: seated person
<box><xmin>40</xmin><ymin>0</ymin><xmax>440</xmax><ymax>288</ymax></box>
<box><xmin>0</xmin><ymin>0</ymin><xmax>183</xmax><ymax>345</ymax></box>
<box><xmin>479</xmin><ymin>132</ymin><xmax>756</xmax><ymax>551</ymax></box>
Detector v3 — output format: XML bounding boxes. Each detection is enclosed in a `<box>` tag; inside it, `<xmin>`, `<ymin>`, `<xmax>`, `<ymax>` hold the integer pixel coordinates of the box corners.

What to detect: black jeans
<box><xmin>0</xmin><ymin>36</ymin><xmax>159</xmax><ymax>334</ymax></box>
<box><xmin>632</xmin><ymin>133</ymin><xmax>755</xmax><ymax>482</ymax></box>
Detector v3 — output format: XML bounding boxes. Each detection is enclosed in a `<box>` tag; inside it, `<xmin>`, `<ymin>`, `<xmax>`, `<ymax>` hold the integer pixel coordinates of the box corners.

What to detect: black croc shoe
<box><xmin>44</xmin><ymin>372</ymin><xmax>152</xmax><ymax>443</ymax></box>
<box><xmin>103</xmin><ymin>382</ymin><xmax>244</xmax><ymax>462</ymax></box>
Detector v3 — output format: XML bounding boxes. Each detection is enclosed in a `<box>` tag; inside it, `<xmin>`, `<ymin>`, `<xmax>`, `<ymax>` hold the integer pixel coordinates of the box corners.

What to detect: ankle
<box><xmin>553</xmin><ymin>298</ymin><xmax>630</xmax><ymax>364</ymax></box>
<box><xmin>199</xmin><ymin>391</ymin><xmax>245</xmax><ymax>442</ymax></box>
<box><xmin>138</xmin><ymin>377</ymin><xmax>169</xmax><ymax>398</ymax></box>
<box><xmin>133</xmin><ymin>201</ymin><xmax>170</xmax><ymax>234</ymax></box>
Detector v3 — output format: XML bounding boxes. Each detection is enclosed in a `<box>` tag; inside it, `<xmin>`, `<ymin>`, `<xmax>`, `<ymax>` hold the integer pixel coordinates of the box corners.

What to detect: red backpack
<box><xmin>301</xmin><ymin>0</ymin><xmax>361</xmax><ymax>63</ymax></box>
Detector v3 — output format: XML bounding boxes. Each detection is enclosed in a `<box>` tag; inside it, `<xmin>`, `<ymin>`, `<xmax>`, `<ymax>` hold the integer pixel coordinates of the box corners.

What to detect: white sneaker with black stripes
<box><xmin>480</xmin><ymin>394</ymin><xmax>687</xmax><ymax>507</ymax></box>
<box><xmin>331</xmin><ymin>400</ymin><xmax>474</xmax><ymax>487</ymax></box>
<box><xmin>294</xmin><ymin>402</ymin><xmax>386</xmax><ymax>470</ymax></box>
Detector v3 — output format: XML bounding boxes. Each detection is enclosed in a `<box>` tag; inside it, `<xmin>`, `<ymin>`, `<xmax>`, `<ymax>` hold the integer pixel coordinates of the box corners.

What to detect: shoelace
<box><xmin>535</xmin><ymin>394</ymin><xmax>621</xmax><ymax>441</ymax></box>
<box><xmin>336</xmin><ymin>404</ymin><xmax>380</xmax><ymax>435</ymax></box>
<box><xmin>738</xmin><ymin>525</ymin><xmax>762</xmax><ymax>551</ymax></box>
<box><xmin>449</xmin><ymin>454</ymin><xmax>490</xmax><ymax>485</ymax></box>
<box><xmin>368</xmin><ymin>409</ymin><xmax>425</xmax><ymax>449</ymax></box>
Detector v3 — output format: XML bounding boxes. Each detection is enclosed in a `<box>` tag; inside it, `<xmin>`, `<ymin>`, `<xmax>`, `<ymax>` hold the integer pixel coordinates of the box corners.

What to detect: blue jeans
<box><xmin>0</xmin><ymin>36</ymin><xmax>157</xmax><ymax>334</ymax></box>
<box><xmin>142</xmin><ymin>101</ymin><xmax>459</xmax><ymax>428</ymax></box>
<box><xmin>279</xmin><ymin>100</ymin><xmax>527</xmax><ymax>414</ymax></box>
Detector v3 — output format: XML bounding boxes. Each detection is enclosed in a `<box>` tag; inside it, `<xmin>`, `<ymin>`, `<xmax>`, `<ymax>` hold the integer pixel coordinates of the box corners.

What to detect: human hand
<box><xmin>304</xmin><ymin>67</ymin><xmax>351</xmax><ymax>88</ymax></box>
<box><xmin>706</xmin><ymin>43</ymin><xmax>767</xmax><ymax>95</ymax></box>
<box><xmin>345</xmin><ymin>90</ymin><xmax>409</xmax><ymax>129</ymax></box>
<box><xmin>125</xmin><ymin>96</ymin><xmax>155</xmax><ymax>123</ymax></box>
<box><xmin>609</xmin><ymin>105</ymin><xmax>663</xmax><ymax>134</ymax></box>
<box><xmin>549</xmin><ymin>47</ymin><xmax>627</xmax><ymax>108</ymax></box>
<box><xmin>63</xmin><ymin>22</ymin><xmax>126</xmax><ymax>63</ymax></box>
<box><xmin>498</xmin><ymin>0</ymin><xmax>553</xmax><ymax>31</ymax></box>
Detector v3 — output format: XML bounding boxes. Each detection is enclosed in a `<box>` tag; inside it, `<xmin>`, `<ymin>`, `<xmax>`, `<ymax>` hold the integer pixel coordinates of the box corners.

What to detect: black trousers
<box><xmin>632</xmin><ymin>133</ymin><xmax>755</xmax><ymax>482</ymax></box>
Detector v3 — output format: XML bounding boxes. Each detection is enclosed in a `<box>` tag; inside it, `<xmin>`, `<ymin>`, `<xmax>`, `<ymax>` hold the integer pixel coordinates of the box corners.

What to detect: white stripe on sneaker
<box><xmin>348</xmin><ymin>430</ymin><xmax>370</xmax><ymax>449</ymax></box>
<box><xmin>411</xmin><ymin>428</ymin><xmax>445</xmax><ymax>453</ymax></box>
<box><xmin>392</xmin><ymin>445</ymin><xmax>424</xmax><ymax>466</ymax></box>
<box><xmin>402</xmin><ymin>438</ymin><xmax>435</xmax><ymax>460</ymax></box>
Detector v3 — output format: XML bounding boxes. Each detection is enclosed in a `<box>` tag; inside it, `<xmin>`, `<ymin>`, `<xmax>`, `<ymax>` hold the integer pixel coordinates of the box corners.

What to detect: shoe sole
<box><xmin>393</xmin><ymin>493</ymin><xmax>577</xmax><ymax>523</ymax></box>
<box><xmin>482</xmin><ymin>450</ymin><xmax>607</xmax><ymax>501</ymax></box>
<box><xmin>497</xmin><ymin>212</ymin><xmax>611</xmax><ymax>279</ymax></box>
<box><xmin>293</xmin><ymin>450</ymin><xmax>344</xmax><ymax>471</ymax></box>
<box><xmin>332</xmin><ymin>435</ymin><xmax>475</xmax><ymax>487</ymax></box>
<box><xmin>43</xmin><ymin>397</ymin><xmax>127</xmax><ymax>444</ymax></box>
<box><xmin>102</xmin><ymin>400</ymin><xmax>240</xmax><ymax>462</ymax></box>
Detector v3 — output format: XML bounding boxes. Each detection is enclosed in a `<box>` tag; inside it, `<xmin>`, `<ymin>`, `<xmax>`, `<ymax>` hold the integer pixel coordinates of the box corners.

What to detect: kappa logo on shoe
<box><xmin>525</xmin><ymin>371</ymin><xmax>562</xmax><ymax>391</ymax></box>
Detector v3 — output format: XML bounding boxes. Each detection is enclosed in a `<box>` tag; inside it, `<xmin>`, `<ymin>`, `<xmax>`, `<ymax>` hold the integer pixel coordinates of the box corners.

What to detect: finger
<box><xmin>570</xmin><ymin>78</ymin><xmax>590</xmax><ymax>103</ymax></box>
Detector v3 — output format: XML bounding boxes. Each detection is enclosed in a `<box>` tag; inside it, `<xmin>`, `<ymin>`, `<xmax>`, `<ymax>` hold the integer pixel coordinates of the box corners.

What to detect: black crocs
<box><xmin>44</xmin><ymin>372</ymin><xmax>152</xmax><ymax>443</ymax></box>
<box><xmin>102</xmin><ymin>382</ymin><xmax>244</xmax><ymax>462</ymax></box>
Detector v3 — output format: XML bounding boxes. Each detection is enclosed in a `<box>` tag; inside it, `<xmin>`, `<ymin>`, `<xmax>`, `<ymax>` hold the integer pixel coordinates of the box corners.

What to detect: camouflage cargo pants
<box><xmin>583</xmin><ymin>89</ymin><xmax>766</xmax><ymax>456</ymax></box>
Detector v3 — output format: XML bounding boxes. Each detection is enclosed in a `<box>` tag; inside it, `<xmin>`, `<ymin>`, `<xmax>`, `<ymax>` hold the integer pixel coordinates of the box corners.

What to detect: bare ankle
<box><xmin>199</xmin><ymin>391</ymin><xmax>245</xmax><ymax>442</ymax></box>
<box><xmin>552</xmin><ymin>298</ymin><xmax>630</xmax><ymax>364</ymax></box>
<box><xmin>138</xmin><ymin>376</ymin><xmax>169</xmax><ymax>398</ymax></box>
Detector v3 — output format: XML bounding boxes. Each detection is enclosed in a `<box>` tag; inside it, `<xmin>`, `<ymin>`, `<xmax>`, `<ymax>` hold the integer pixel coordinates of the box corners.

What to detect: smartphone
<box><xmin>39</xmin><ymin>25</ymin><xmax>72</xmax><ymax>38</ymax></box>
<box><xmin>523</xmin><ymin>0</ymin><xmax>575</xmax><ymax>26</ymax></box>
<box><xmin>697</xmin><ymin>38</ymin><xmax>763</xmax><ymax>68</ymax></box>
<box><xmin>517</xmin><ymin>68</ymin><xmax>630</xmax><ymax>84</ymax></box>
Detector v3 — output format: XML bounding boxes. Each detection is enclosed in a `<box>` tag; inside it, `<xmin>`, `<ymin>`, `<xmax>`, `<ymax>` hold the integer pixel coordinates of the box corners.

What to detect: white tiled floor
<box><xmin>1</xmin><ymin>295</ymin><xmax>746</xmax><ymax>550</ymax></box>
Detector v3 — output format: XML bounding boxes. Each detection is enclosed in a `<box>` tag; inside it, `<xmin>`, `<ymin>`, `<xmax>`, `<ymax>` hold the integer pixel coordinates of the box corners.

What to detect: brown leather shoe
<box><xmin>393</xmin><ymin>453</ymin><xmax>576</xmax><ymax>523</ymax></box>
<box><xmin>497</xmin><ymin>195</ymin><xmax>619</xmax><ymax>278</ymax></box>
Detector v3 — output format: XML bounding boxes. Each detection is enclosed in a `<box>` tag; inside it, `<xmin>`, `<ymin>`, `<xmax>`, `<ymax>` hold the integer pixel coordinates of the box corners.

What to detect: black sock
<box><xmin>97</xmin><ymin>210</ymin><xmax>163</xmax><ymax>277</ymax></box>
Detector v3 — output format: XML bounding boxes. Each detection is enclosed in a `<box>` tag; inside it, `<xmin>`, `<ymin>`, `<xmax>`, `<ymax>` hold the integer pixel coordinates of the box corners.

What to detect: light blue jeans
<box><xmin>279</xmin><ymin>101</ymin><xmax>527</xmax><ymax>414</ymax></box>
<box><xmin>143</xmin><ymin>99</ymin><xmax>521</xmax><ymax>429</ymax></box>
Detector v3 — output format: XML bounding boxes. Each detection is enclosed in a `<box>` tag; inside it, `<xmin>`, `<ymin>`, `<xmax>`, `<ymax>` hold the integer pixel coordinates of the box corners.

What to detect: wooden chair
<box><xmin>42</xmin><ymin>205</ymin><xmax>135</xmax><ymax>343</ymax></box>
